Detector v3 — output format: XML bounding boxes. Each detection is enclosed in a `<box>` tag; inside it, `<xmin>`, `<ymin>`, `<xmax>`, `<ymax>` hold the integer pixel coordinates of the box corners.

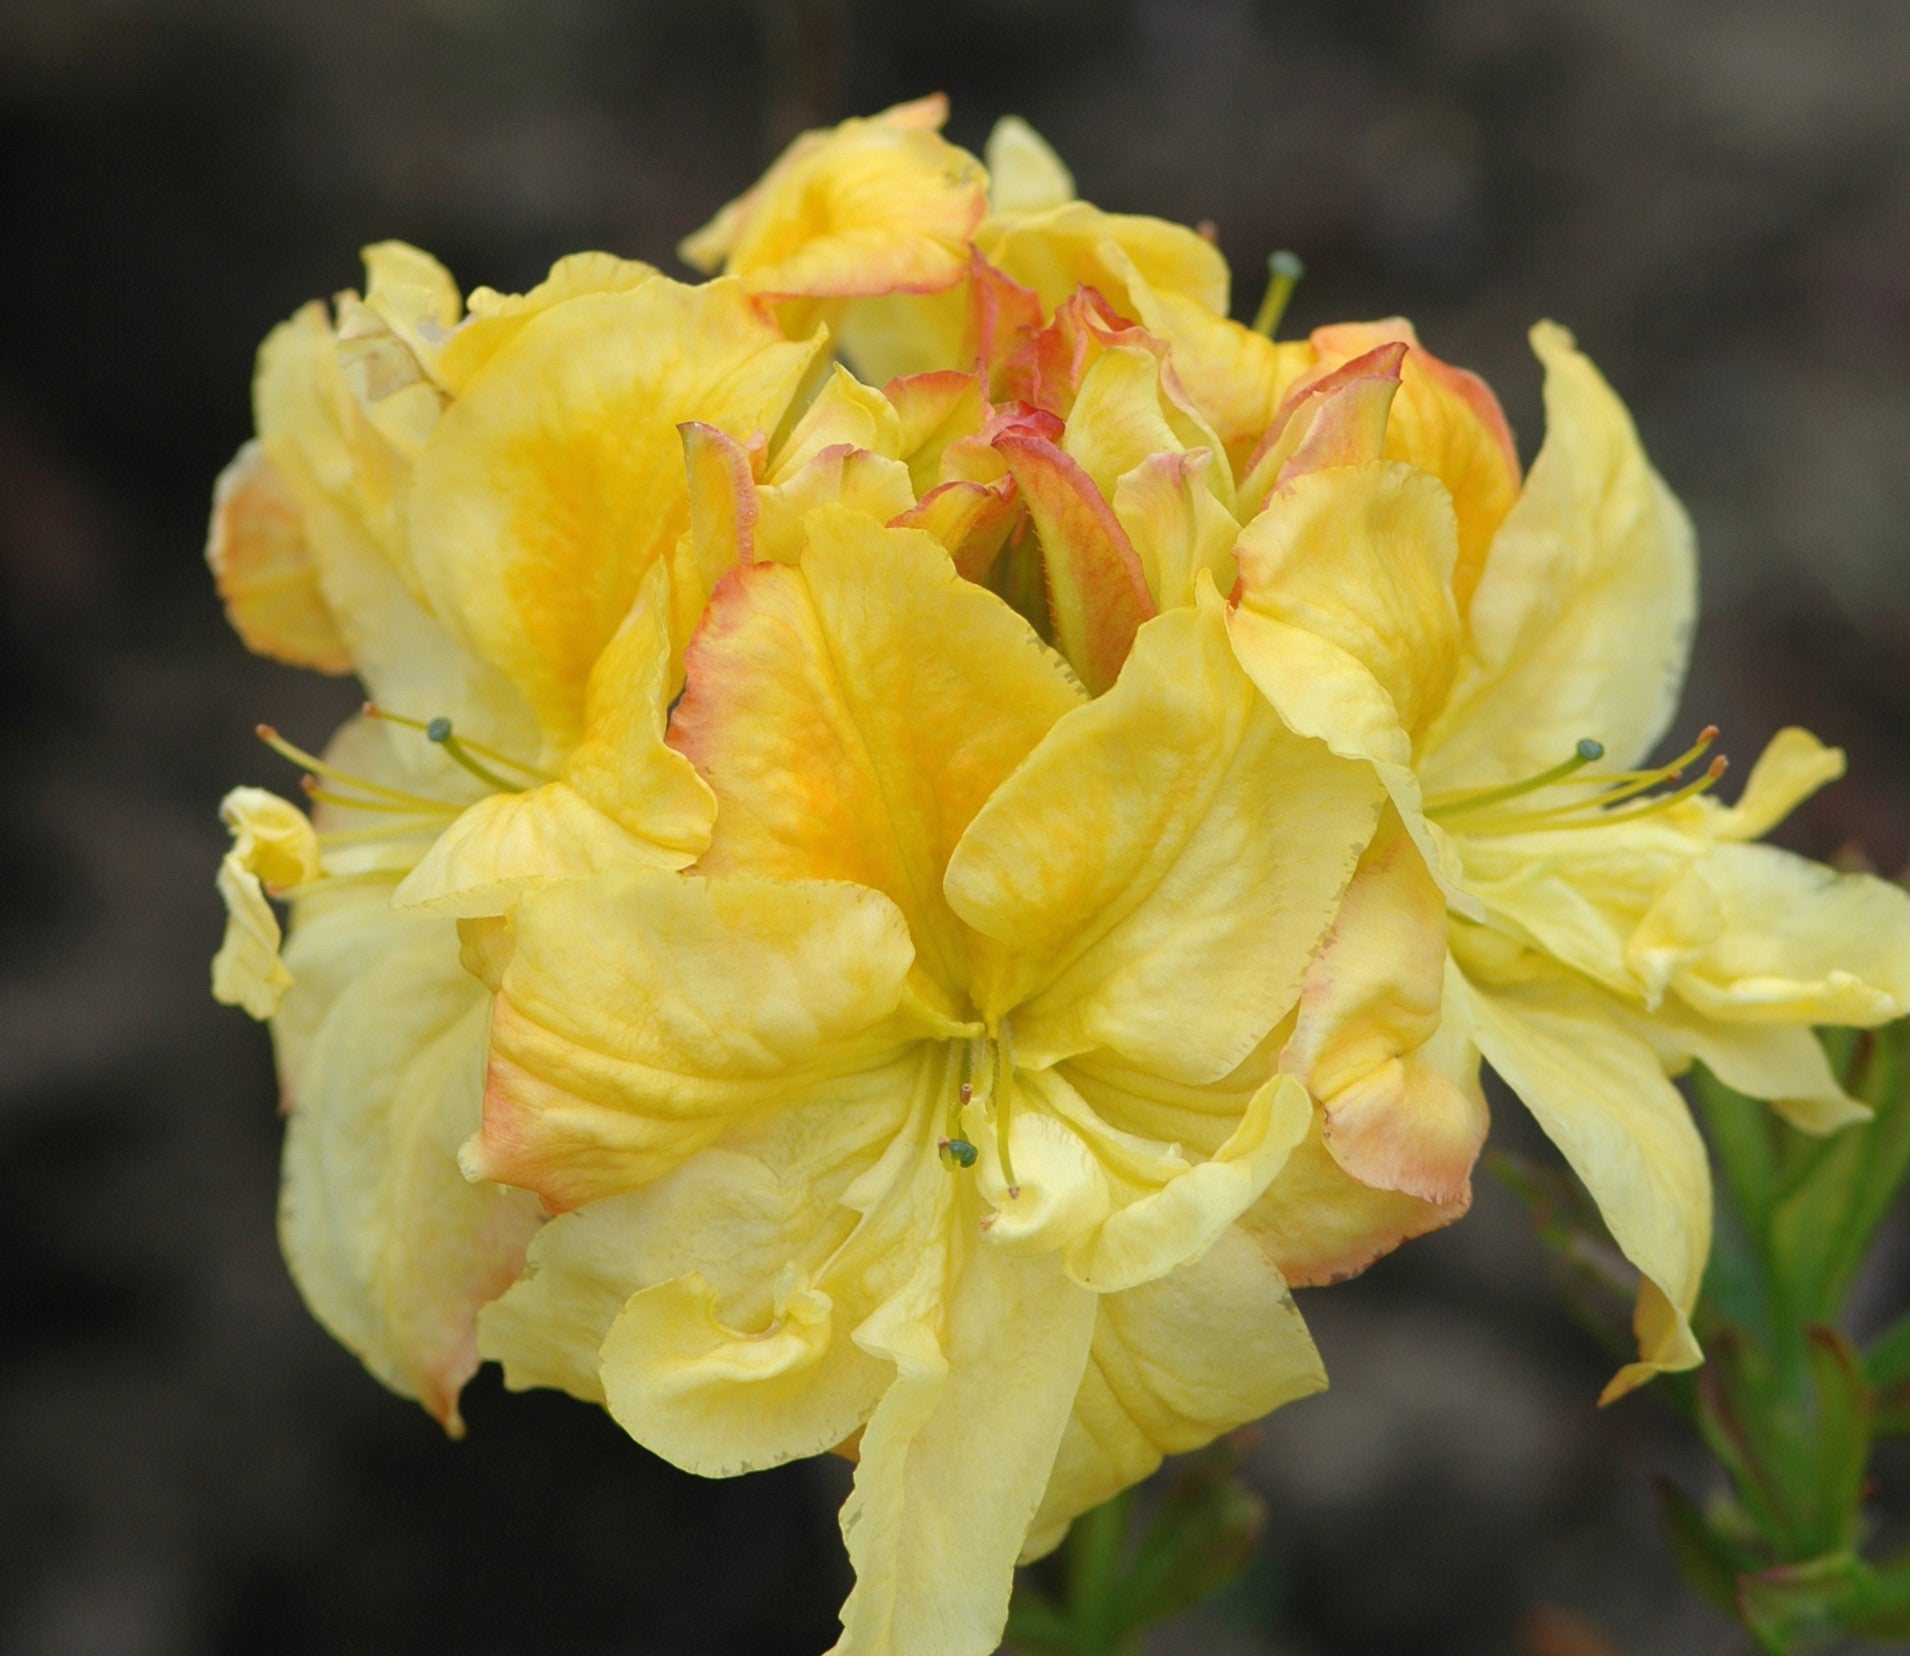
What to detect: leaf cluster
<box><xmin>1506</xmin><ymin>1022</ymin><xmax>1910</xmax><ymax>1652</ymax></box>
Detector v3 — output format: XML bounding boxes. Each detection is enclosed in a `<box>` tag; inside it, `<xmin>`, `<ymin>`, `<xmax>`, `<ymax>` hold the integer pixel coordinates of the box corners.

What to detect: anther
<box><xmin>939</xmin><ymin>1138</ymin><xmax>979</xmax><ymax>1169</ymax></box>
<box><xmin>1252</xmin><ymin>250</ymin><xmax>1305</xmax><ymax>339</ymax></box>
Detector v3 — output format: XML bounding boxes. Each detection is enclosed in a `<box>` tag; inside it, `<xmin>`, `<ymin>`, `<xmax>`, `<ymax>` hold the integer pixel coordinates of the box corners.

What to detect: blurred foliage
<box><xmin>1503</xmin><ymin>1018</ymin><xmax>1910</xmax><ymax>1652</ymax></box>
<box><xmin>1005</xmin><ymin>1440</ymin><xmax>1265</xmax><ymax>1656</ymax></box>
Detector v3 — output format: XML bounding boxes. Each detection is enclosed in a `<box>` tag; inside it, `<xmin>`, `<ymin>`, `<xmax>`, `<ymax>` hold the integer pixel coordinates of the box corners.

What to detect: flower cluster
<box><xmin>208</xmin><ymin>97</ymin><xmax>1910</xmax><ymax>1654</ymax></box>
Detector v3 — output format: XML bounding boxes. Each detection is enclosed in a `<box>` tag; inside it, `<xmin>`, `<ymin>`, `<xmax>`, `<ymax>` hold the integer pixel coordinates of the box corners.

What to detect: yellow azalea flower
<box><xmin>1227</xmin><ymin>321</ymin><xmax>1910</xmax><ymax>1398</ymax></box>
<box><xmin>468</xmin><ymin>505</ymin><xmax>1389</xmax><ymax>1655</ymax></box>
<box><xmin>208</xmin><ymin>246</ymin><xmax>826</xmax><ymax>1425</ymax></box>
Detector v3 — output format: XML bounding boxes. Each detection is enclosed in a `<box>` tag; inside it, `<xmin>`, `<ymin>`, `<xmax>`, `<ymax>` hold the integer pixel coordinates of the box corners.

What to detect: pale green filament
<box><xmin>1442</xmin><ymin>727</ymin><xmax>1729</xmax><ymax>837</ymax></box>
<box><xmin>257</xmin><ymin>726</ymin><xmax>459</xmax><ymax>816</ymax></box>
<box><xmin>366</xmin><ymin>703</ymin><xmax>555</xmax><ymax>785</ymax></box>
<box><xmin>1424</xmin><ymin>738</ymin><xmax>1605</xmax><ymax>818</ymax></box>
<box><xmin>1251</xmin><ymin>251</ymin><xmax>1305</xmax><ymax>339</ymax></box>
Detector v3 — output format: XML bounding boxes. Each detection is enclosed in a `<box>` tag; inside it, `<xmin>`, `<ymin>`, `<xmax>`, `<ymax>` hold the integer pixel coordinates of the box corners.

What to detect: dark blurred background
<box><xmin>2</xmin><ymin>2</ymin><xmax>1908</xmax><ymax>1652</ymax></box>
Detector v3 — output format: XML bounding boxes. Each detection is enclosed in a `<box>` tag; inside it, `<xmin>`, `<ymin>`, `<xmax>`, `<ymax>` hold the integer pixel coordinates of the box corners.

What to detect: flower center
<box><xmin>937</xmin><ymin>1029</ymin><xmax>1022</xmax><ymax>1198</ymax></box>
<box><xmin>1424</xmin><ymin>726</ymin><xmax>1728</xmax><ymax>837</ymax></box>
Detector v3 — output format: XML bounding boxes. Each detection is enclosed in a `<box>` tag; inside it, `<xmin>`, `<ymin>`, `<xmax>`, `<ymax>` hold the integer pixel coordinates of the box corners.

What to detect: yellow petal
<box><xmin>482</xmin><ymin>1051</ymin><xmax>941</xmax><ymax>1407</ymax></box>
<box><xmin>833</xmin><ymin>1241</ymin><xmax>1097</xmax><ymax>1656</ymax></box>
<box><xmin>1226</xmin><ymin>461</ymin><xmax>1474</xmax><ymax>908</ymax></box>
<box><xmin>391</xmin><ymin>564</ymin><xmax>716</xmax><ymax>915</ymax></box>
<box><xmin>1632</xmin><ymin>844</ymin><xmax>1910</xmax><ymax>1026</ymax></box>
<box><xmin>995</xmin><ymin>430</ymin><xmax>1156</xmax><ymax>695</ymax></box>
<box><xmin>602</xmin><ymin>1272</ymin><xmax>886</xmax><ymax>1477</ymax></box>
<box><xmin>407</xmin><ymin>277</ymin><xmax>818</xmax><ymax>752</ymax></box>
<box><xmin>1234</xmin><ymin>459</ymin><xmax>1462</xmax><ymax>743</ymax></box>
<box><xmin>985</xmin><ymin>116</ymin><xmax>1076</xmax><ymax>215</ymax></box>
<box><xmin>670</xmin><ymin>504</ymin><xmax>1083</xmax><ymax>1007</ymax></box>
<box><xmin>1283</xmin><ymin>814</ymin><xmax>1485</xmax><ymax>1205</ymax></box>
<box><xmin>670</xmin><ymin>420</ymin><xmax>762</xmax><ymax>655</ymax></box>
<box><xmin>1302</xmin><ymin>319</ymin><xmax>1521</xmax><ymax>612</ymax></box>
<box><xmin>1110</xmin><ymin>447</ymin><xmax>1242</xmax><ymax>611</ymax></box>
<box><xmin>1454</xmin><ymin>953</ymin><xmax>1708</xmax><ymax>1393</ymax></box>
<box><xmin>1422</xmin><ymin>322</ymin><xmax>1697</xmax><ymax>792</ymax></box>
<box><xmin>978</xmin><ymin>201</ymin><xmax>1229</xmax><ymax>318</ymax></box>
<box><xmin>756</xmin><ymin>448</ymin><xmax>919</xmax><ymax>566</ymax></box>
<box><xmin>206</xmin><ymin>440</ymin><xmax>352</xmax><ymax>673</ymax></box>
<box><xmin>471</xmin><ymin>868</ymin><xmax>920</xmax><ymax>1209</ymax></box>
<box><xmin>1239</xmin><ymin>1112</ymin><xmax>1466</xmax><ymax>1286</ymax></box>
<box><xmin>946</xmin><ymin>584</ymin><xmax>1384</xmax><ymax>1080</ymax></box>
<box><xmin>890</xmin><ymin>477</ymin><xmax>1020</xmax><ymax>584</ymax></box>
<box><xmin>430</xmin><ymin>252</ymin><xmax>659</xmax><ymax>394</ymax></box>
<box><xmin>1634</xmin><ymin>999</ymin><xmax>1869</xmax><ymax>1135</ymax></box>
<box><xmin>1236</xmin><ymin>341</ymin><xmax>1405</xmax><ymax>514</ymax></box>
<box><xmin>769</xmin><ymin>364</ymin><xmax>904</xmax><ymax>479</ymax></box>
<box><xmin>882</xmin><ymin>369</ymin><xmax>991</xmax><ymax>495</ymax></box>
<box><xmin>1062</xmin><ymin>1073</ymin><xmax>1314</xmax><ymax>1293</ymax></box>
<box><xmin>211</xmin><ymin>787</ymin><xmax>323</xmax><ymax>1019</ymax></box>
<box><xmin>273</xmin><ymin>886</ymin><xmax>542</xmax><ymax>1433</ymax></box>
<box><xmin>252</xmin><ymin>303</ymin><xmax>542</xmax><ymax>756</ymax></box>
<box><xmin>1703</xmin><ymin>727</ymin><xmax>1846</xmax><ymax>842</ymax></box>
<box><xmin>1061</xmin><ymin>341</ymin><xmax>1229</xmax><ymax>511</ymax></box>
<box><xmin>1024</xmin><ymin>1229</ymin><xmax>1323</xmax><ymax>1561</ymax></box>
<box><xmin>684</xmin><ymin>96</ymin><xmax>987</xmax><ymax>300</ymax></box>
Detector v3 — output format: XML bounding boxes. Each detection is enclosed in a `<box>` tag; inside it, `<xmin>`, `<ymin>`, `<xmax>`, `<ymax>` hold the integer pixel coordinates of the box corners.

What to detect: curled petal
<box><xmin>1631</xmin><ymin>844</ymin><xmax>1910</xmax><ymax>1027</ymax></box>
<box><xmin>206</xmin><ymin>440</ymin><xmax>352</xmax><ymax>673</ymax></box>
<box><xmin>211</xmin><ymin>787</ymin><xmax>323</xmax><ymax>1019</ymax></box>
<box><xmin>1302</xmin><ymin>319</ymin><xmax>1519</xmax><ymax>611</ymax></box>
<box><xmin>682</xmin><ymin>96</ymin><xmax>988</xmax><ymax>300</ymax></box>
<box><xmin>1240</xmin><ymin>1118</ymin><xmax>1466</xmax><ymax>1287</ymax></box>
<box><xmin>1111</xmin><ymin>447</ymin><xmax>1242</xmax><ymax>613</ymax></box>
<box><xmin>1237</xmin><ymin>341</ymin><xmax>1406</xmax><ymax>513</ymax></box>
<box><xmin>994</xmin><ymin>431</ymin><xmax>1155</xmax><ymax>695</ymax></box>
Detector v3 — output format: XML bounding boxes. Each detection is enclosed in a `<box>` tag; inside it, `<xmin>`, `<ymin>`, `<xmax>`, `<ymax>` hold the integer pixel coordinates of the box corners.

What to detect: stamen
<box><xmin>365</xmin><ymin>703</ymin><xmax>555</xmax><ymax>784</ymax></box>
<box><xmin>940</xmin><ymin>1043</ymin><xmax>981</xmax><ymax>1173</ymax></box>
<box><xmin>317</xmin><ymin>822</ymin><xmax>452</xmax><ymax>846</ymax></box>
<box><xmin>1561</xmin><ymin>726</ymin><xmax>1718</xmax><ymax>812</ymax></box>
<box><xmin>995</xmin><ymin>1028</ymin><xmax>1020</xmax><ymax>1200</ymax></box>
<box><xmin>301</xmin><ymin>780</ymin><xmax>459</xmax><ymax>817</ymax></box>
<box><xmin>257</xmin><ymin>725</ymin><xmax>460</xmax><ymax>814</ymax></box>
<box><xmin>1460</xmin><ymin>731</ymin><xmax>1730</xmax><ymax>836</ymax></box>
<box><xmin>1251</xmin><ymin>250</ymin><xmax>1305</xmax><ymax>339</ymax></box>
<box><xmin>276</xmin><ymin>868</ymin><xmax>406</xmax><ymax>902</ymax></box>
<box><xmin>1425</xmin><ymin>739</ymin><xmax>1605</xmax><ymax>819</ymax></box>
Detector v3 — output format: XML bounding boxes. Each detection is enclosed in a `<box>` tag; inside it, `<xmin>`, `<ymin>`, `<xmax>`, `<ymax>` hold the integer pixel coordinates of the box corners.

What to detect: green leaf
<box><xmin>1864</xmin><ymin>1312</ymin><xmax>1910</xmax><ymax>1436</ymax></box>
<box><xmin>1737</xmin><ymin>1550</ymin><xmax>1869</xmax><ymax>1653</ymax></box>
<box><xmin>1106</xmin><ymin>1452</ymin><xmax>1264</xmax><ymax>1637</ymax></box>
<box><xmin>1697</xmin><ymin>1327</ymin><xmax>1873</xmax><ymax>1560</ymax></box>
<box><xmin>1763</xmin><ymin>1028</ymin><xmax>1910</xmax><ymax>1330</ymax></box>
<box><xmin>1650</xmin><ymin>1475</ymin><xmax>1763</xmax><ymax>1613</ymax></box>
